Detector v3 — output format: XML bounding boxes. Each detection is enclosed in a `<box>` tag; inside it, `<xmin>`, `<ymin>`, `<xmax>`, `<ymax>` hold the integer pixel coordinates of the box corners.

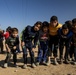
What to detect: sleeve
<box><xmin>67</xmin><ymin>36</ymin><xmax>73</xmax><ymax>44</ymax></box>
<box><xmin>33</xmin><ymin>32</ymin><xmax>39</xmax><ymax>48</ymax></box>
<box><xmin>5</xmin><ymin>38</ymin><xmax>10</xmax><ymax>45</ymax></box>
<box><xmin>67</xmin><ymin>31</ymin><xmax>73</xmax><ymax>38</ymax></box>
<box><xmin>59</xmin><ymin>23</ymin><xmax>62</xmax><ymax>28</ymax></box>
<box><xmin>15</xmin><ymin>37</ymin><xmax>19</xmax><ymax>49</ymax></box>
<box><xmin>57</xmin><ymin>28</ymin><xmax>61</xmax><ymax>38</ymax></box>
<box><xmin>21</xmin><ymin>29</ymin><xmax>26</xmax><ymax>42</ymax></box>
<box><xmin>21</xmin><ymin>26</ymin><xmax>31</xmax><ymax>42</ymax></box>
<box><xmin>67</xmin><ymin>31</ymin><xmax>73</xmax><ymax>42</ymax></box>
<box><xmin>16</xmin><ymin>36</ymin><xmax>19</xmax><ymax>45</ymax></box>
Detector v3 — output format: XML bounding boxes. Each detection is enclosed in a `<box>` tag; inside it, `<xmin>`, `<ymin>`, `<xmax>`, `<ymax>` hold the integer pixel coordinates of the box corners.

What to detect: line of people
<box><xmin>0</xmin><ymin>15</ymin><xmax>76</xmax><ymax>69</ymax></box>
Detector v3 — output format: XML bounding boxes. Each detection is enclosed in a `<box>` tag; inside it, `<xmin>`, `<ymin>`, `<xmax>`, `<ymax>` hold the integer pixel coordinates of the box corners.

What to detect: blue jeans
<box><xmin>37</xmin><ymin>41</ymin><xmax>48</xmax><ymax>62</ymax></box>
<box><xmin>22</xmin><ymin>42</ymin><xmax>35</xmax><ymax>64</ymax></box>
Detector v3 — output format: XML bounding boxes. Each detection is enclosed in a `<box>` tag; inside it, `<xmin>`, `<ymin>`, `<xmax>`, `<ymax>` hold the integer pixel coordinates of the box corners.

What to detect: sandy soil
<box><xmin>0</xmin><ymin>48</ymin><xmax>76</xmax><ymax>75</ymax></box>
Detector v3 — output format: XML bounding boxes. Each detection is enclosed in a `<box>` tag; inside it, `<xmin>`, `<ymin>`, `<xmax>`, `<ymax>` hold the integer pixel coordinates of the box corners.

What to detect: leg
<box><xmin>37</xmin><ymin>47</ymin><xmax>43</xmax><ymax>63</ymax></box>
<box><xmin>28</xmin><ymin>47</ymin><xmax>36</xmax><ymax>68</ymax></box>
<box><xmin>42</xmin><ymin>41</ymin><xmax>48</xmax><ymax>62</ymax></box>
<box><xmin>74</xmin><ymin>47</ymin><xmax>76</xmax><ymax>62</ymax></box>
<box><xmin>46</xmin><ymin>44</ymin><xmax>52</xmax><ymax>66</ymax></box>
<box><xmin>36</xmin><ymin>46</ymin><xmax>43</xmax><ymax>66</ymax></box>
<box><xmin>13</xmin><ymin>51</ymin><xmax>17</xmax><ymax>65</ymax></box>
<box><xmin>53</xmin><ymin>44</ymin><xmax>59</xmax><ymax>65</ymax></box>
<box><xmin>59</xmin><ymin>42</ymin><xmax>64</xmax><ymax>64</ymax></box>
<box><xmin>0</xmin><ymin>40</ymin><xmax>3</xmax><ymax>53</ymax></box>
<box><xmin>1</xmin><ymin>43</ymin><xmax>3</xmax><ymax>53</ymax></box>
<box><xmin>53</xmin><ymin>44</ymin><xmax>58</xmax><ymax>58</ymax></box>
<box><xmin>64</xmin><ymin>43</ymin><xmax>70</xmax><ymax>64</ymax></box>
<box><xmin>22</xmin><ymin>46</ymin><xmax>28</xmax><ymax>69</ymax></box>
<box><xmin>53</xmin><ymin>36</ymin><xmax>59</xmax><ymax>65</ymax></box>
<box><xmin>29</xmin><ymin>47</ymin><xmax>35</xmax><ymax>64</ymax></box>
<box><xmin>5</xmin><ymin>52</ymin><xmax>11</xmax><ymax>63</ymax></box>
<box><xmin>73</xmin><ymin>47</ymin><xmax>76</xmax><ymax>65</ymax></box>
<box><xmin>22</xmin><ymin>46</ymin><xmax>28</xmax><ymax>64</ymax></box>
<box><xmin>69</xmin><ymin>44</ymin><xmax>74</xmax><ymax>60</ymax></box>
<box><xmin>4</xmin><ymin>52</ymin><xmax>11</xmax><ymax>68</ymax></box>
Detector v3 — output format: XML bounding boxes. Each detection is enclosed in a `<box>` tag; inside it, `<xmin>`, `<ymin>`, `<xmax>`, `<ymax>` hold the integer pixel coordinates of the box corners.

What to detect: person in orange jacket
<box><xmin>47</xmin><ymin>16</ymin><xmax>62</xmax><ymax>65</ymax></box>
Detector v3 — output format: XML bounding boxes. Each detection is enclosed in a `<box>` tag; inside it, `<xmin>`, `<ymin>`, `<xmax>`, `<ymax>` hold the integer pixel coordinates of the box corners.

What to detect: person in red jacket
<box><xmin>3</xmin><ymin>26</ymin><xmax>12</xmax><ymax>39</ymax></box>
<box><xmin>3</xmin><ymin>26</ymin><xmax>12</xmax><ymax>53</ymax></box>
<box><xmin>0</xmin><ymin>29</ymin><xmax>4</xmax><ymax>53</ymax></box>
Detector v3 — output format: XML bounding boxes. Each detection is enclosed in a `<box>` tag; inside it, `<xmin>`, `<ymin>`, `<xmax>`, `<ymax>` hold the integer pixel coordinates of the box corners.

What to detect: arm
<box><xmin>33</xmin><ymin>32</ymin><xmax>39</xmax><ymax>48</ymax></box>
<box><xmin>21</xmin><ymin>26</ymin><xmax>31</xmax><ymax>42</ymax></box>
<box><xmin>13</xmin><ymin>37</ymin><xmax>20</xmax><ymax>50</ymax></box>
<box><xmin>5</xmin><ymin>38</ymin><xmax>11</xmax><ymax>52</ymax></box>
<box><xmin>6</xmin><ymin>44</ymin><xmax>11</xmax><ymax>52</ymax></box>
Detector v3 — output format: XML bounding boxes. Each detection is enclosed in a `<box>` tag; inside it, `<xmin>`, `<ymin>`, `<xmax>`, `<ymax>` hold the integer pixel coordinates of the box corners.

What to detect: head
<box><xmin>42</xmin><ymin>21</ymin><xmax>49</xmax><ymax>33</ymax></box>
<box><xmin>65</xmin><ymin>20</ymin><xmax>72</xmax><ymax>30</ymax></box>
<box><xmin>50</xmin><ymin>16</ymin><xmax>58</xmax><ymax>27</ymax></box>
<box><xmin>72</xmin><ymin>18</ymin><xmax>76</xmax><ymax>33</ymax></box>
<box><xmin>11</xmin><ymin>28</ymin><xmax>18</xmax><ymax>38</ymax></box>
<box><xmin>72</xmin><ymin>18</ymin><xmax>76</xmax><ymax>29</ymax></box>
<box><xmin>0</xmin><ymin>29</ymin><xmax>3</xmax><ymax>34</ymax></box>
<box><xmin>62</xmin><ymin>24</ymin><xmax>69</xmax><ymax>35</ymax></box>
<box><xmin>6</xmin><ymin>26</ymin><xmax>12</xmax><ymax>34</ymax></box>
<box><xmin>34</xmin><ymin>21</ymin><xmax>42</xmax><ymax>31</ymax></box>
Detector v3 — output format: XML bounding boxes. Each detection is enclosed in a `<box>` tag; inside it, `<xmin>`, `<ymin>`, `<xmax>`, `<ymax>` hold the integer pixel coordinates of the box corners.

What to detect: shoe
<box><xmin>64</xmin><ymin>60</ymin><xmax>70</xmax><ymax>64</ymax></box>
<box><xmin>42</xmin><ymin>61</ymin><xmax>46</xmax><ymax>65</ymax></box>
<box><xmin>53</xmin><ymin>59</ymin><xmax>58</xmax><ymax>65</ymax></box>
<box><xmin>31</xmin><ymin>63</ymin><xmax>36</xmax><ymax>68</ymax></box>
<box><xmin>46</xmin><ymin>60</ymin><xmax>51</xmax><ymax>66</ymax></box>
<box><xmin>23</xmin><ymin>64</ymin><xmax>27</xmax><ymax>69</ymax></box>
<box><xmin>14</xmin><ymin>64</ymin><xmax>18</xmax><ymax>68</ymax></box>
<box><xmin>68</xmin><ymin>58</ymin><xmax>72</xmax><ymax>61</ymax></box>
<box><xmin>4</xmin><ymin>63</ymin><xmax>8</xmax><ymax>68</ymax></box>
<box><xmin>36</xmin><ymin>62</ymin><xmax>40</xmax><ymax>66</ymax></box>
<box><xmin>1</xmin><ymin>51</ymin><xmax>5</xmax><ymax>54</ymax></box>
<box><xmin>59</xmin><ymin>59</ymin><xmax>63</xmax><ymax>64</ymax></box>
<box><xmin>73</xmin><ymin>62</ymin><xmax>76</xmax><ymax>65</ymax></box>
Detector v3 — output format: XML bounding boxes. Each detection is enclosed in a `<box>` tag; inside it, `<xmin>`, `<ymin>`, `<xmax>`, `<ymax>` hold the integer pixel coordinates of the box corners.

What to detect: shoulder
<box><xmin>39</xmin><ymin>30</ymin><xmax>43</xmax><ymax>35</ymax></box>
<box><xmin>16</xmin><ymin>36</ymin><xmax>19</xmax><ymax>40</ymax></box>
<box><xmin>23</xmin><ymin>25</ymin><xmax>32</xmax><ymax>33</ymax></box>
<box><xmin>26</xmin><ymin>25</ymin><xmax>32</xmax><ymax>30</ymax></box>
<box><xmin>57</xmin><ymin>23</ymin><xmax>62</xmax><ymax>28</ymax></box>
<box><xmin>69</xmin><ymin>31</ymin><xmax>73</xmax><ymax>35</ymax></box>
<box><xmin>58</xmin><ymin>28</ymin><xmax>62</xmax><ymax>34</ymax></box>
<box><xmin>58</xmin><ymin>28</ymin><xmax>62</xmax><ymax>31</ymax></box>
<box><xmin>6</xmin><ymin>37</ymin><xmax>11</xmax><ymax>42</ymax></box>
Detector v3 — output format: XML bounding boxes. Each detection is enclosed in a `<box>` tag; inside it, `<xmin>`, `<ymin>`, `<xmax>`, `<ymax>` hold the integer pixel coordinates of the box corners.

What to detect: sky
<box><xmin>0</xmin><ymin>0</ymin><xmax>76</xmax><ymax>34</ymax></box>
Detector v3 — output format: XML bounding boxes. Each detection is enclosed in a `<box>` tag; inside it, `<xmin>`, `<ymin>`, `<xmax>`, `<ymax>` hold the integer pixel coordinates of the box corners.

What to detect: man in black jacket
<box><xmin>21</xmin><ymin>21</ymin><xmax>42</xmax><ymax>68</ymax></box>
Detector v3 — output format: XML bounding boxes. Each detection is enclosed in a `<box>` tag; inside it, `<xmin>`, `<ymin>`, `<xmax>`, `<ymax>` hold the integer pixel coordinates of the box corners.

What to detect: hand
<box><xmin>6</xmin><ymin>44</ymin><xmax>11</xmax><ymax>52</ymax></box>
<box><xmin>32</xmin><ymin>48</ymin><xmax>35</xmax><ymax>52</ymax></box>
<box><xmin>13</xmin><ymin>46</ymin><xmax>17</xmax><ymax>50</ymax></box>
<box><xmin>38</xmin><ymin>45</ymin><xmax>41</xmax><ymax>48</ymax></box>
<box><xmin>41</xmin><ymin>37</ymin><xmax>48</xmax><ymax>40</ymax></box>
<box><xmin>8</xmin><ymin>49</ymin><xmax>11</xmax><ymax>52</ymax></box>
<box><xmin>61</xmin><ymin>35</ymin><xmax>67</xmax><ymax>38</ymax></box>
<box><xmin>22</xmin><ymin>42</ymin><xmax>25</xmax><ymax>46</ymax></box>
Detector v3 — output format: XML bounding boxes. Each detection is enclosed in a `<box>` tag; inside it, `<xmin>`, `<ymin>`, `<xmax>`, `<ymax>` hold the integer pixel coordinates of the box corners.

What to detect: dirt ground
<box><xmin>0</xmin><ymin>47</ymin><xmax>76</xmax><ymax>75</ymax></box>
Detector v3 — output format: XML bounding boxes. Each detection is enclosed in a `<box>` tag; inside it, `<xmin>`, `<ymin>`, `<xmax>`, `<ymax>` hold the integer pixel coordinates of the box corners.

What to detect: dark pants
<box><xmin>59</xmin><ymin>39</ymin><xmax>70</xmax><ymax>60</ymax></box>
<box><xmin>0</xmin><ymin>40</ymin><xmax>3</xmax><ymax>52</ymax></box>
<box><xmin>48</xmin><ymin>35</ymin><xmax>59</xmax><ymax>57</ymax></box>
<box><xmin>69</xmin><ymin>44</ymin><xmax>74</xmax><ymax>58</ymax></box>
<box><xmin>23</xmin><ymin>42</ymin><xmax>35</xmax><ymax>64</ymax></box>
<box><xmin>5</xmin><ymin>50</ymin><xmax>17</xmax><ymax>64</ymax></box>
<box><xmin>74</xmin><ymin>47</ymin><xmax>76</xmax><ymax>61</ymax></box>
<box><xmin>37</xmin><ymin>41</ymin><xmax>48</xmax><ymax>62</ymax></box>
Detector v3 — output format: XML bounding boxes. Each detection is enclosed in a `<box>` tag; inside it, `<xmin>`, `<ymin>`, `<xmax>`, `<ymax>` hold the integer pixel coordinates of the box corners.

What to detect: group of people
<box><xmin>0</xmin><ymin>15</ymin><xmax>76</xmax><ymax>69</ymax></box>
